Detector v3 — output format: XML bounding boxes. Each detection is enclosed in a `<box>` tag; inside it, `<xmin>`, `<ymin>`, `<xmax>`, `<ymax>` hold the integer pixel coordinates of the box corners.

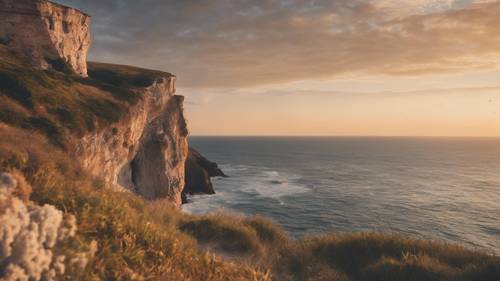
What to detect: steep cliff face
<box><xmin>131</xmin><ymin>95</ymin><xmax>188</xmax><ymax>205</ymax></box>
<box><xmin>0</xmin><ymin>0</ymin><xmax>91</xmax><ymax>76</ymax></box>
<box><xmin>75</xmin><ymin>64</ymin><xmax>188</xmax><ymax>207</ymax></box>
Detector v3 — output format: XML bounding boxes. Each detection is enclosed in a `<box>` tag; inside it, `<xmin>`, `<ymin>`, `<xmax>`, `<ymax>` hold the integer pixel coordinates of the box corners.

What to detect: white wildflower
<box><xmin>0</xmin><ymin>173</ymin><xmax>84</xmax><ymax>281</ymax></box>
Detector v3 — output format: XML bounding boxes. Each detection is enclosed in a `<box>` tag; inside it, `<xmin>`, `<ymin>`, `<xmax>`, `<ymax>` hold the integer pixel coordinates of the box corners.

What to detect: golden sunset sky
<box><xmin>58</xmin><ymin>0</ymin><xmax>500</xmax><ymax>136</ymax></box>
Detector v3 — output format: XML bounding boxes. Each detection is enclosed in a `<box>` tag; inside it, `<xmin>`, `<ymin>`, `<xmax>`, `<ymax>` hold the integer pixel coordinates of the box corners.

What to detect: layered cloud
<box><xmin>56</xmin><ymin>0</ymin><xmax>500</xmax><ymax>88</ymax></box>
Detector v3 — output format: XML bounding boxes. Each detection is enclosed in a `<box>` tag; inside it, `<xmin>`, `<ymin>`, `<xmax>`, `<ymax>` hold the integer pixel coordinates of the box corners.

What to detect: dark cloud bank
<box><xmin>55</xmin><ymin>0</ymin><xmax>500</xmax><ymax>88</ymax></box>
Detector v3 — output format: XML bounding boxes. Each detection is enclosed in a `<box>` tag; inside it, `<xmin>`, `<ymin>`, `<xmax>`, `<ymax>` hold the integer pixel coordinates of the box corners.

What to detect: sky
<box><xmin>56</xmin><ymin>0</ymin><xmax>500</xmax><ymax>136</ymax></box>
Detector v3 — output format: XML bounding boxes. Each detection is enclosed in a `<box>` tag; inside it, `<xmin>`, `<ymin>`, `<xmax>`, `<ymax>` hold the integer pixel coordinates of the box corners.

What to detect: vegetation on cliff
<box><xmin>0</xmin><ymin>45</ymin><xmax>172</xmax><ymax>147</ymax></box>
<box><xmin>0</xmin><ymin>44</ymin><xmax>499</xmax><ymax>281</ymax></box>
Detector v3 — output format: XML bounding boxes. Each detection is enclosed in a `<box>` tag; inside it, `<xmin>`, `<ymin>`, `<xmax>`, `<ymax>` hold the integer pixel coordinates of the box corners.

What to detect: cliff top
<box><xmin>88</xmin><ymin>62</ymin><xmax>174</xmax><ymax>89</ymax></box>
<box><xmin>0</xmin><ymin>44</ymin><xmax>173</xmax><ymax>147</ymax></box>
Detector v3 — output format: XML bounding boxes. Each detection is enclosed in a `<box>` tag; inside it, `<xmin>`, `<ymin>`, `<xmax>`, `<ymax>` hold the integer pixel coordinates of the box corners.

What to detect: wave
<box><xmin>241</xmin><ymin>170</ymin><xmax>308</xmax><ymax>199</ymax></box>
<box><xmin>182</xmin><ymin>165</ymin><xmax>309</xmax><ymax>214</ymax></box>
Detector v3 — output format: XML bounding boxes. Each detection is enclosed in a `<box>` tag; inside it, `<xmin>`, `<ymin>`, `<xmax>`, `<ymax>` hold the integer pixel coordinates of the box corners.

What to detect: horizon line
<box><xmin>189</xmin><ymin>135</ymin><xmax>500</xmax><ymax>138</ymax></box>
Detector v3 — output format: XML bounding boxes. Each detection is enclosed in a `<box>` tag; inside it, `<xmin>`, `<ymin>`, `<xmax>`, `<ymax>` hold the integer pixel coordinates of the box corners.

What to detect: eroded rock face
<box><xmin>0</xmin><ymin>0</ymin><xmax>91</xmax><ymax>76</ymax></box>
<box><xmin>74</xmin><ymin>76</ymin><xmax>189</xmax><ymax>207</ymax></box>
<box><xmin>131</xmin><ymin>95</ymin><xmax>188</xmax><ymax>206</ymax></box>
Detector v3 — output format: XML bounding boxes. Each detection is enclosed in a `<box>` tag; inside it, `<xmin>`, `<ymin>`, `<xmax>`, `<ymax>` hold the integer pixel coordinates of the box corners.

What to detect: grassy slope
<box><xmin>0</xmin><ymin>45</ymin><xmax>171</xmax><ymax>147</ymax></box>
<box><xmin>0</xmin><ymin>45</ymin><xmax>499</xmax><ymax>281</ymax></box>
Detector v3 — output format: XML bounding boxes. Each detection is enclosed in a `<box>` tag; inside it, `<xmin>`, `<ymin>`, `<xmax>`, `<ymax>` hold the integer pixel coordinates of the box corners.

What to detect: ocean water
<box><xmin>182</xmin><ymin>137</ymin><xmax>500</xmax><ymax>254</ymax></box>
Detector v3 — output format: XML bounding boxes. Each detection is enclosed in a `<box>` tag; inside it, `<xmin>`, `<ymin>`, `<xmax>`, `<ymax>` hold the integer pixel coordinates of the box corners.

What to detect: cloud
<box><xmin>55</xmin><ymin>0</ymin><xmax>500</xmax><ymax>88</ymax></box>
<box><xmin>372</xmin><ymin>0</ymin><xmax>471</xmax><ymax>17</ymax></box>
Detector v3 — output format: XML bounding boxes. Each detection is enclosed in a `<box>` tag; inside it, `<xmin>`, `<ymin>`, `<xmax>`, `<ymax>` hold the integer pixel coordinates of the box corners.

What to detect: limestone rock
<box><xmin>131</xmin><ymin>95</ymin><xmax>189</xmax><ymax>206</ymax></box>
<box><xmin>0</xmin><ymin>0</ymin><xmax>91</xmax><ymax>76</ymax></box>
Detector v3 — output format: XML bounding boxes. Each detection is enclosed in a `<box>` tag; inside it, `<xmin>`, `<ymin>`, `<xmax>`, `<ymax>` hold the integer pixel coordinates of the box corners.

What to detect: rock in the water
<box><xmin>183</xmin><ymin>148</ymin><xmax>227</xmax><ymax>202</ymax></box>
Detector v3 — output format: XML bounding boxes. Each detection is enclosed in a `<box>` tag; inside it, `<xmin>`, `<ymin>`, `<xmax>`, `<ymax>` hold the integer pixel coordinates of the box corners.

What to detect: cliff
<box><xmin>0</xmin><ymin>0</ymin><xmax>223</xmax><ymax>208</ymax></box>
<box><xmin>76</xmin><ymin>63</ymin><xmax>188</xmax><ymax>207</ymax></box>
<box><xmin>0</xmin><ymin>0</ymin><xmax>91</xmax><ymax>76</ymax></box>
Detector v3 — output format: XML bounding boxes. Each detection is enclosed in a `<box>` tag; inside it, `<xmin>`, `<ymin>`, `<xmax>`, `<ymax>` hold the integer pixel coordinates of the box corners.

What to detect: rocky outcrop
<box><xmin>0</xmin><ymin>0</ymin><xmax>91</xmax><ymax>76</ymax></box>
<box><xmin>75</xmin><ymin>74</ymin><xmax>189</xmax><ymax>207</ymax></box>
<box><xmin>183</xmin><ymin>148</ymin><xmax>227</xmax><ymax>202</ymax></box>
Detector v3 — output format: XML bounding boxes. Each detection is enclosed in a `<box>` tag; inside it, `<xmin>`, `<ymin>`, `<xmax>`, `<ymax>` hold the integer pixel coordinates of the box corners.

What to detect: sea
<box><xmin>182</xmin><ymin>137</ymin><xmax>500</xmax><ymax>254</ymax></box>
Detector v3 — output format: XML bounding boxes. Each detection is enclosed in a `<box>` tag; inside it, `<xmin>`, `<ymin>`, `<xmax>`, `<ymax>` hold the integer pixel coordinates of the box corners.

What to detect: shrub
<box><xmin>273</xmin><ymin>233</ymin><xmax>500</xmax><ymax>281</ymax></box>
<box><xmin>244</xmin><ymin>216</ymin><xmax>290</xmax><ymax>247</ymax></box>
<box><xmin>180</xmin><ymin>213</ymin><xmax>265</xmax><ymax>255</ymax></box>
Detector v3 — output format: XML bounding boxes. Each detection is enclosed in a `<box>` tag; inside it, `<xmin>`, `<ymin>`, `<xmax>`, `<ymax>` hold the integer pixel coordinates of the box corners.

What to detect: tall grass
<box><xmin>175</xmin><ymin>205</ymin><xmax>500</xmax><ymax>281</ymax></box>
